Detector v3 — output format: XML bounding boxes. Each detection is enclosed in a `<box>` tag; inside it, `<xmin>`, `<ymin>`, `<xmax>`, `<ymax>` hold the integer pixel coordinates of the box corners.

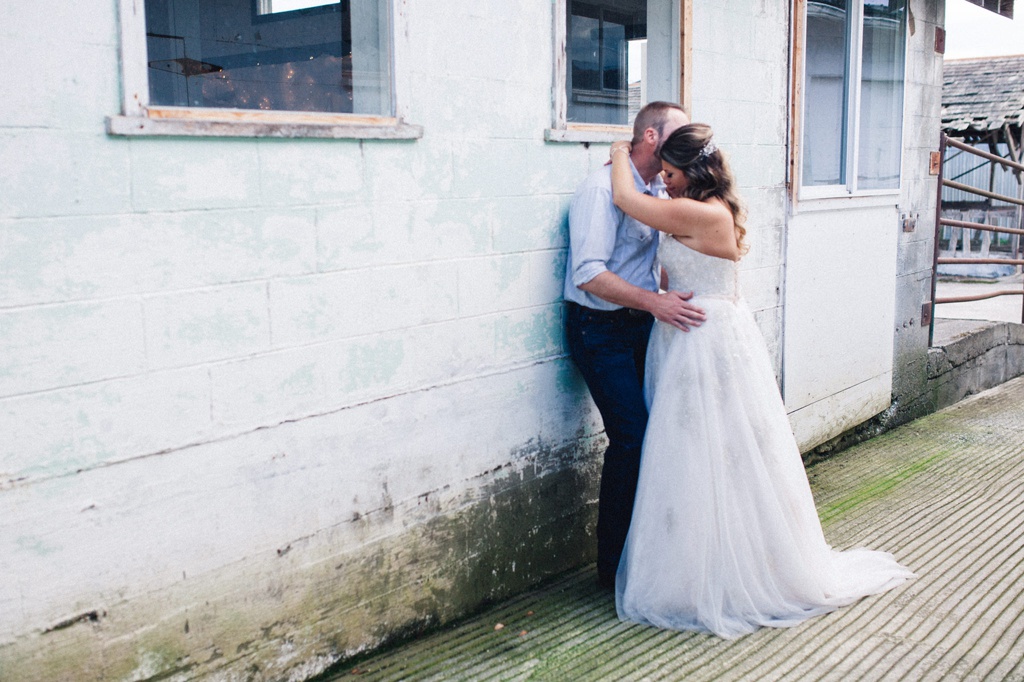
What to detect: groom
<box><xmin>563</xmin><ymin>101</ymin><xmax>704</xmax><ymax>590</ymax></box>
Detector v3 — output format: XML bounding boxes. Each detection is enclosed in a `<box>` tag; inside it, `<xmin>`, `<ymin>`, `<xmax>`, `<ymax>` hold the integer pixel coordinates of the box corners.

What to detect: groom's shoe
<box><xmin>597</xmin><ymin>573</ymin><xmax>615</xmax><ymax>591</ymax></box>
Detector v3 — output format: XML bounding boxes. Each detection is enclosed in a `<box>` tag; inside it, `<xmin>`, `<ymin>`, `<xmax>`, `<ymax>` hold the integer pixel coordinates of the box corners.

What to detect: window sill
<box><xmin>106</xmin><ymin>108</ymin><xmax>423</xmax><ymax>140</ymax></box>
<box><xmin>545</xmin><ymin>125</ymin><xmax>632</xmax><ymax>144</ymax></box>
<box><xmin>794</xmin><ymin>190</ymin><xmax>901</xmax><ymax>214</ymax></box>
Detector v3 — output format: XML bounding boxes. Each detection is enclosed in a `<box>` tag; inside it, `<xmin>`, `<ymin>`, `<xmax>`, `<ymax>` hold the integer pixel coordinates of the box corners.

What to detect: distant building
<box><xmin>939</xmin><ymin>54</ymin><xmax>1024</xmax><ymax>273</ymax></box>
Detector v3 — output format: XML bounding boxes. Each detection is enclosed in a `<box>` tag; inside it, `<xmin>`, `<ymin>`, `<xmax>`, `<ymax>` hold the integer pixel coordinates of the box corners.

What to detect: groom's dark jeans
<box><xmin>565</xmin><ymin>301</ymin><xmax>654</xmax><ymax>587</ymax></box>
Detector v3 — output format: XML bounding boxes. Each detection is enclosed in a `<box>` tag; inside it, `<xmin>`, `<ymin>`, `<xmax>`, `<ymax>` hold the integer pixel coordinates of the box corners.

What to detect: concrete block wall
<box><xmin>928</xmin><ymin>320</ymin><xmax>1024</xmax><ymax>409</ymax></box>
<box><xmin>0</xmin><ymin>2</ymin><xmax>615</xmax><ymax>680</ymax></box>
<box><xmin>691</xmin><ymin>0</ymin><xmax>791</xmax><ymax>376</ymax></box>
<box><xmin>891</xmin><ymin>0</ymin><xmax>945</xmax><ymax>423</ymax></box>
<box><xmin>0</xmin><ymin>1</ymin><xmax>799</xmax><ymax>679</ymax></box>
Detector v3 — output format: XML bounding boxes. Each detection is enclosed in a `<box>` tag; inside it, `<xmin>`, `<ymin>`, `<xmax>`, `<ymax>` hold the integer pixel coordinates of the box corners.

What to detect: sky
<box><xmin>943</xmin><ymin>0</ymin><xmax>1024</xmax><ymax>59</ymax></box>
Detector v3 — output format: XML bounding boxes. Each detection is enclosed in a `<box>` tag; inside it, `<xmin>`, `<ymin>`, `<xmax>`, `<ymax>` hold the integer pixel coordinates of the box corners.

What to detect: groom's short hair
<box><xmin>631</xmin><ymin>101</ymin><xmax>688</xmax><ymax>147</ymax></box>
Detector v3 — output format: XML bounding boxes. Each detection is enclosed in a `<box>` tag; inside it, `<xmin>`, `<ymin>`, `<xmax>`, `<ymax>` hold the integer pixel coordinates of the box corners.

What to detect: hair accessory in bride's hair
<box><xmin>699</xmin><ymin>139</ymin><xmax>718</xmax><ymax>159</ymax></box>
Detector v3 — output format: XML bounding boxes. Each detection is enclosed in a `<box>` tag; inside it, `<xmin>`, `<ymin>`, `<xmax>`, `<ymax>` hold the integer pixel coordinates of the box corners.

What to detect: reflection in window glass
<box><xmin>858</xmin><ymin>0</ymin><xmax>906</xmax><ymax>190</ymax></box>
<box><xmin>567</xmin><ymin>0</ymin><xmax>647</xmax><ymax>125</ymax></box>
<box><xmin>257</xmin><ymin>0</ymin><xmax>339</xmax><ymax>14</ymax></box>
<box><xmin>145</xmin><ymin>0</ymin><xmax>391</xmax><ymax>115</ymax></box>
<box><xmin>802</xmin><ymin>0</ymin><xmax>849</xmax><ymax>187</ymax></box>
<box><xmin>801</xmin><ymin>0</ymin><xmax>906</xmax><ymax>192</ymax></box>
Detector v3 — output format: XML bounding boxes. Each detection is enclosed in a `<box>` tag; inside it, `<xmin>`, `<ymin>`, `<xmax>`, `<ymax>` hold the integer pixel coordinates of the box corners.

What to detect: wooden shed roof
<box><xmin>941</xmin><ymin>54</ymin><xmax>1024</xmax><ymax>140</ymax></box>
<box><xmin>964</xmin><ymin>0</ymin><xmax>1014</xmax><ymax>19</ymax></box>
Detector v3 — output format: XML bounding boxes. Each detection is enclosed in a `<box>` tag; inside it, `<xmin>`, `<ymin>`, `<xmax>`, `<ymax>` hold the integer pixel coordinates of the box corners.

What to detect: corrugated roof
<box><xmin>941</xmin><ymin>54</ymin><xmax>1024</xmax><ymax>139</ymax></box>
<box><xmin>964</xmin><ymin>0</ymin><xmax>1014</xmax><ymax>19</ymax></box>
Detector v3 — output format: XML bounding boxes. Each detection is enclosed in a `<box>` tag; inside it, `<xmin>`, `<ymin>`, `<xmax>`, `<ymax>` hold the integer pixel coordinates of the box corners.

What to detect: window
<box><xmin>567</xmin><ymin>2</ymin><xmax>647</xmax><ymax>125</ymax></box>
<box><xmin>800</xmin><ymin>0</ymin><xmax>907</xmax><ymax>194</ymax></box>
<box><xmin>109</xmin><ymin>0</ymin><xmax>420</xmax><ymax>138</ymax></box>
<box><xmin>548</xmin><ymin>0</ymin><xmax>682</xmax><ymax>142</ymax></box>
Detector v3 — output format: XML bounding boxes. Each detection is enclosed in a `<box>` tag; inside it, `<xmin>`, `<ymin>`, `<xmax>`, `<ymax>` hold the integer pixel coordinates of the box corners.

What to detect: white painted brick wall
<box><xmin>0</xmin><ymin>1</ymin><xmax>118</xmax><ymax>46</ymax></box>
<box><xmin>143</xmin><ymin>283</ymin><xmax>272</xmax><ymax>370</ymax></box>
<box><xmin>257</xmin><ymin>140</ymin><xmax>366</xmax><ymax>206</ymax></box>
<box><xmin>457</xmin><ymin>255</ymin><xmax>532</xmax><ymax>317</ymax></box>
<box><xmin>691</xmin><ymin>0</ymin><xmax>791</xmax><ymax>374</ymax></box>
<box><xmin>0</xmin><ymin>132</ymin><xmax>132</xmax><ymax>218</ymax></box>
<box><xmin>0</xmin><ymin>300</ymin><xmax>146</xmax><ymax>398</ymax></box>
<box><xmin>889</xmin><ymin>0</ymin><xmax>944</xmax><ymax>409</ymax></box>
<box><xmin>0</xmin><ymin>0</ymin><xmax>942</xmax><ymax>677</ymax></box>
<box><xmin>0</xmin><ymin>367</ymin><xmax>212</xmax><ymax>478</ymax></box>
<box><xmin>270</xmin><ymin>263</ymin><xmax>460</xmax><ymax>346</ymax></box>
<box><xmin>0</xmin><ymin>0</ymin><xmax>607</xmax><ymax>539</ymax></box>
<box><xmin>1</xmin><ymin>7</ymin><xmax>590</xmax><ymax>661</ymax></box>
<box><xmin>130</xmin><ymin>142</ymin><xmax>263</xmax><ymax>212</ymax></box>
<box><xmin>0</xmin><ymin>360</ymin><xmax>587</xmax><ymax>635</ymax></box>
<box><xmin>0</xmin><ymin>211</ymin><xmax>317</xmax><ymax>307</ymax></box>
<box><xmin>0</xmin><ymin>37</ymin><xmax>119</xmax><ymax>132</ymax></box>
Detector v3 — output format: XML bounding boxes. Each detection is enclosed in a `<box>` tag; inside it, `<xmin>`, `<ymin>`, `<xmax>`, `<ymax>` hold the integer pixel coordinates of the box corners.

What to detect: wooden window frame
<box><xmin>546</xmin><ymin>0</ymin><xmax>691</xmax><ymax>143</ymax></box>
<box><xmin>790</xmin><ymin>0</ymin><xmax>908</xmax><ymax>204</ymax></box>
<box><xmin>106</xmin><ymin>0</ymin><xmax>421</xmax><ymax>139</ymax></box>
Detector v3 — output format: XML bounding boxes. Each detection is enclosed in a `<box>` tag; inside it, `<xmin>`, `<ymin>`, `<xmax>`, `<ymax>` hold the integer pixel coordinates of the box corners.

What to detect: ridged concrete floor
<box><xmin>329</xmin><ymin>376</ymin><xmax>1024</xmax><ymax>681</ymax></box>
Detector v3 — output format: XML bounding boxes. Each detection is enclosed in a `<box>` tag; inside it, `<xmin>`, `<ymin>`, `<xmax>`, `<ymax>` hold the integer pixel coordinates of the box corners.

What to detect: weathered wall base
<box><xmin>925</xmin><ymin>319</ymin><xmax>1024</xmax><ymax>410</ymax></box>
<box><xmin>0</xmin><ymin>438</ymin><xmax>603</xmax><ymax>682</ymax></box>
<box><xmin>805</xmin><ymin>320</ymin><xmax>1024</xmax><ymax>464</ymax></box>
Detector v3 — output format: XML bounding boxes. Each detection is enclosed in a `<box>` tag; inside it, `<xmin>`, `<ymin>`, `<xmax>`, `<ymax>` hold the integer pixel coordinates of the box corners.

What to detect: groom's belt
<box><xmin>567</xmin><ymin>301</ymin><xmax>650</xmax><ymax>319</ymax></box>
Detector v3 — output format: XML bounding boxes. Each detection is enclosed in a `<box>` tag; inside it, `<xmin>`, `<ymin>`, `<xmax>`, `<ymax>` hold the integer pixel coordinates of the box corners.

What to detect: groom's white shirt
<box><xmin>563</xmin><ymin>159</ymin><xmax>665</xmax><ymax>311</ymax></box>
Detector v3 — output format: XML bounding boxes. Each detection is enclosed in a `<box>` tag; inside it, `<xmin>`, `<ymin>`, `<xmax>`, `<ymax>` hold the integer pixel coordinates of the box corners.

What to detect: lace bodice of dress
<box><xmin>658</xmin><ymin>236</ymin><xmax>739</xmax><ymax>299</ymax></box>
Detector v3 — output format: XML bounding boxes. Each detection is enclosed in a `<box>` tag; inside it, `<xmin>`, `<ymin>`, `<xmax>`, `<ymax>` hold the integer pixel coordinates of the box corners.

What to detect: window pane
<box><xmin>145</xmin><ymin>0</ymin><xmax>392</xmax><ymax>115</ymax></box>
<box><xmin>602</xmin><ymin>21</ymin><xmax>626</xmax><ymax>92</ymax></box>
<box><xmin>569</xmin><ymin>11</ymin><xmax>602</xmax><ymax>93</ymax></box>
<box><xmin>802</xmin><ymin>0</ymin><xmax>849</xmax><ymax>187</ymax></box>
<box><xmin>857</xmin><ymin>0</ymin><xmax>906</xmax><ymax>190</ymax></box>
<box><xmin>567</xmin><ymin>0</ymin><xmax>647</xmax><ymax>126</ymax></box>
<box><xmin>257</xmin><ymin>0</ymin><xmax>339</xmax><ymax>14</ymax></box>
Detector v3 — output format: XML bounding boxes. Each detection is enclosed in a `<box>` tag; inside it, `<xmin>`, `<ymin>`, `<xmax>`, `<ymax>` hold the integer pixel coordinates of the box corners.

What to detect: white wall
<box><xmin>690</xmin><ymin>0</ymin><xmax>792</xmax><ymax>374</ymax></box>
<box><xmin>784</xmin><ymin>204</ymin><xmax>899</xmax><ymax>449</ymax></box>
<box><xmin>783</xmin><ymin>0</ymin><xmax>943</xmax><ymax>450</ymax></box>
<box><xmin>891</xmin><ymin>0</ymin><xmax>945</xmax><ymax>418</ymax></box>
<box><xmin>0</xmin><ymin>2</ymin><xmax>607</xmax><ymax>679</ymax></box>
<box><xmin>0</xmin><ymin>0</ymin><xmax>942</xmax><ymax>678</ymax></box>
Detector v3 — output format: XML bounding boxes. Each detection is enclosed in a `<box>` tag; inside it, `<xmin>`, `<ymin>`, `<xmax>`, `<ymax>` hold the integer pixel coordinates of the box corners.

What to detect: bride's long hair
<box><xmin>659</xmin><ymin>123</ymin><xmax>748</xmax><ymax>254</ymax></box>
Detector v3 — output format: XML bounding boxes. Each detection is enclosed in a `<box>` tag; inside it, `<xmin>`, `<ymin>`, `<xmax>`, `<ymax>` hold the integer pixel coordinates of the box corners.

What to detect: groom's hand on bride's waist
<box><xmin>649</xmin><ymin>290</ymin><xmax>705</xmax><ymax>332</ymax></box>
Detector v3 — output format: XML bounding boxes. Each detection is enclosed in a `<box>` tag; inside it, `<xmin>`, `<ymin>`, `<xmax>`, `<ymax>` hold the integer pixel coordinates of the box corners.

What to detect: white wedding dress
<box><xmin>615</xmin><ymin>237</ymin><xmax>914</xmax><ymax>638</ymax></box>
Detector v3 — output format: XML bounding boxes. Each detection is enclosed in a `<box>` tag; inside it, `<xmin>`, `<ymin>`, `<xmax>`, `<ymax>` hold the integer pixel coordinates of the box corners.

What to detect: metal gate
<box><xmin>928</xmin><ymin>133</ymin><xmax>1024</xmax><ymax>345</ymax></box>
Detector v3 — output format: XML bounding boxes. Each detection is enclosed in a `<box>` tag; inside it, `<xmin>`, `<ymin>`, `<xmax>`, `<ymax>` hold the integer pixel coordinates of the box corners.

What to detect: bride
<box><xmin>607</xmin><ymin>124</ymin><xmax>914</xmax><ymax>638</ymax></box>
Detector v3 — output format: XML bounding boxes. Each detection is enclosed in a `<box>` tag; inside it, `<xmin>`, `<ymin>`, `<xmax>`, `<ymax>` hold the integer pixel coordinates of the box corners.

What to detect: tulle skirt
<box><xmin>615</xmin><ymin>297</ymin><xmax>914</xmax><ymax>638</ymax></box>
